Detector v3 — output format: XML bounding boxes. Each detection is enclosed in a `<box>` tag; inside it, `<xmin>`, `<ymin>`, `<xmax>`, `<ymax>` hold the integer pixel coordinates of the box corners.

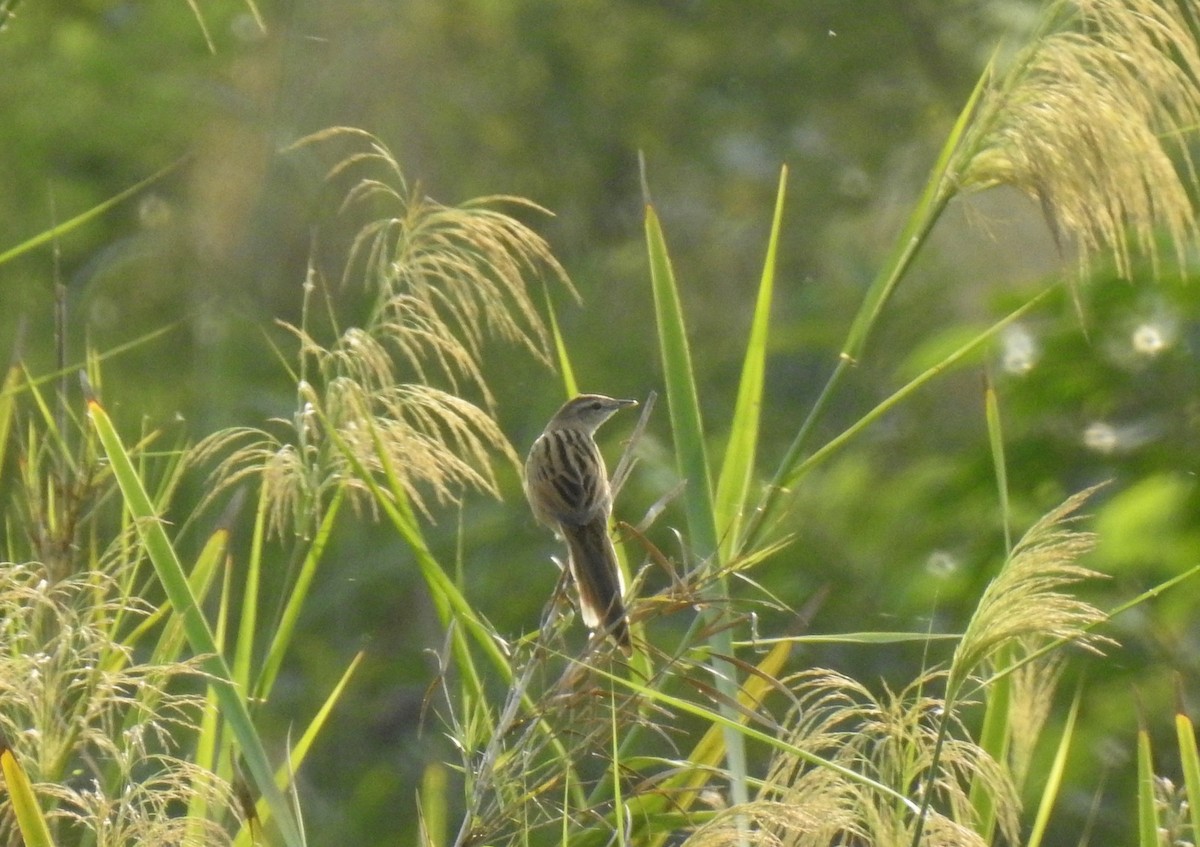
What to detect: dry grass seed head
<box><xmin>762</xmin><ymin>669</ymin><xmax>1019</xmax><ymax>846</ymax></box>
<box><xmin>0</xmin><ymin>563</ymin><xmax>233</xmax><ymax>846</ymax></box>
<box><xmin>1006</xmin><ymin>648</ymin><xmax>1066</xmax><ymax>790</ymax></box>
<box><xmin>961</xmin><ymin>0</ymin><xmax>1200</xmax><ymax>277</ymax></box>
<box><xmin>197</xmin><ymin>129</ymin><xmax>569</xmax><ymax>537</ymax></box>
<box><xmin>321</xmin><ymin>128</ymin><xmax>574</xmax><ymax>385</ymax></box>
<box><xmin>952</xmin><ymin>485</ymin><xmax>1109</xmax><ymax>686</ymax></box>
<box><xmin>39</xmin><ymin>755</ymin><xmax>238</xmax><ymax>847</ymax></box>
<box><xmin>681</xmin><ymin>800</ymin><xmax>862</xmax><ymax>847</ymax></box>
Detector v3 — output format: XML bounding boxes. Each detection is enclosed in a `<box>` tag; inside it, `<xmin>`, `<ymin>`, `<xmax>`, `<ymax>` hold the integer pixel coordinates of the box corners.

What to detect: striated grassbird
<box><xmin>524</xmin><ymin>394</ymin><xmax>637</xmax><ymax>654</ymax></box>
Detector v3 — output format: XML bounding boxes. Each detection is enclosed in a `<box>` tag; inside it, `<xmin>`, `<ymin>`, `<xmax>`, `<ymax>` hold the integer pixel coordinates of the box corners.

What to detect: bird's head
<box><xmin>545</xmin><ymin>394</ymin><xmax>638</xmax><ymax>434</ymax></box>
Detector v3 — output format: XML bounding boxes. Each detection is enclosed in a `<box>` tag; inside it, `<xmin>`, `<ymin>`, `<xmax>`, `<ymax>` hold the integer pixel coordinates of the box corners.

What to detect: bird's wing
<box><xmin>525</xmin><ymin>429</ymin><xmax>611</xmax><ymax>526</ymax></box>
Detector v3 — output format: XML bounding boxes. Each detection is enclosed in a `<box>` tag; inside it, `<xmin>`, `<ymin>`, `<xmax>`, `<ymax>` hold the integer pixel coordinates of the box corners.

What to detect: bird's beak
<box><xmin>618</xmin><ymin>398</ymin><xmax>638</xmax><ymax>408</ymax></box>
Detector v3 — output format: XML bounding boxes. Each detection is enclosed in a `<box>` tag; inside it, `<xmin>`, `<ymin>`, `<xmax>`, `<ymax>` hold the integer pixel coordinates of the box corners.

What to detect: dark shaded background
<box><xmin>4</xmin><ymin>2</ymin><xmax>1199</xmax><ymax>843</ymax></box>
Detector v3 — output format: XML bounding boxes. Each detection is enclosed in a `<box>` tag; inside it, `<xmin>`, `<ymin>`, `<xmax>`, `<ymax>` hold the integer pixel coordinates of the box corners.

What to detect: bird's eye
<box><xmin>589</xmin><ymin>401</ymin><xmax>602</xmax><ymax>410</ymax></box>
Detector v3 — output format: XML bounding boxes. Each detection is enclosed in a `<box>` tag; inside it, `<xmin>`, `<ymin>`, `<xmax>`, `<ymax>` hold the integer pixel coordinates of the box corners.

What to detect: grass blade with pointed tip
<box><xmin>639</xmin><ymin>639</ymin><xmax>793</xmax><ymax>847</ymax></box>
<box><xmin>714</xmin><ymin>165</ymin><xmax>786</xmax><ymax>558</ymax></box>
<box><xmin>1175</xmin><ymin>691</ymin><xmax>1200</xmax><ymax>844</ymax></box>
<box><xmin>644</xmin><ymin>204</ymin><xmax>717</xmax><ymax>539</ymax></box>
<box><xmin>187</xmin><ymin>550</ymin><xmax>234</xmax><ymax>841</ymax></box>
<box><xmin>740</xmin><ymin>60</ymin><xmax>995</xmax><ymax>555</ymax></box>
<box><xmin>784</xmin><ymin>287</ymin><xmax>1055</xmax><ymax>493</ymax></box>
<box><xmin>255</xmin><ymin>487</ymin><xmax>344</xmax><ymax>702</ymax></box>
<box><xmin>1026</xmin><ymin>681</ymin><xmax>1081</xmax><ymax>847</ymax></box>
<box><xmin>544</xmin><ymin>286</ymin><xmax>579</xmax><ymax>398</ymax></box>
<box><xmin>0</xmin><ymin>157</ymin><xmax>187</xmax><ymax>267</ymax></box>
<box><xmin>985</xmin><ymin>375</ymin><xmax>1013</xmax><ymax>553</ymax></box>
<box><xmin>87</xmin><ymin>396</ymin><xmax>305</xmax><ymax>847</ymax></box>
<box><xmin>120</xmin><ymin>522</ymin><xmax>226</xmax><ymax>665</ymax></box>
<box><xmin>0</xmin><ymin>741</ymin><xmax>55</xmax><ymax>847</ymax></box>
<box><xmin>0</xmin><ymin>357</ymin><xmax>21</xmax><ymax>488</ymax></box>
<box><xmin>233</xmin><ymin>651</ymin><xmax>365</xmax><ymax>847</ymax></box>
<box><xmin>420</xmin><ymin>763</ymin><xmax>449</xmax><ymax>847</ymax></box>
<box><xmin>1136</xmin><ymin>710</ymin><xmax>1159</xmax><ymax>847</ymax></box>
<box><xmin>232</xmin><ymin>483</ymin><xmax>270</xmax><ymax>698</ymax></box>
<box><xmin>588</xmin><ymin>657</ymin><xmax>920</xmax><ymax>816</ymax></box>
<box><xmin>644</xmin><ymin>199</ymin><xmax>748</xmax><ymax>807</ymax></box>
<box><xmin>968</xmin><ymin>653</ymin><xmax>1012</xmax><ymax>841</ymax></box>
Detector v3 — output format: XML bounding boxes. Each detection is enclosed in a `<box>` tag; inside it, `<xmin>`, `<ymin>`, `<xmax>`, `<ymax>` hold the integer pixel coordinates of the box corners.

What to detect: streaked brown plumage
<box><xmin>524</xmin><ymin>394</ymin><xmax>637</xmax><ymax>654</ymax></box>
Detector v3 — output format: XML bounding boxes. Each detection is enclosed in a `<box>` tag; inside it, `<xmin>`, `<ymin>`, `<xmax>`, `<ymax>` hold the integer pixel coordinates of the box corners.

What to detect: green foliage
<box><xmin>5</xmin><ymin>0</ymin><xmax>1200</xmax><ymax>846</ymax></box>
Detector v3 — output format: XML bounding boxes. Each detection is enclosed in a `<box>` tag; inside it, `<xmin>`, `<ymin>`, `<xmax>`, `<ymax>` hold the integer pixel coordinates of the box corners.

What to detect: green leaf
<box><xmin>644</xmin><ymin>203</ymin><xmax>716</xmax><ymax>546</ymax></box>
<box><xmin>1026</xmin><ymin>682</ymin><xmax>1081</xmax><ymax>847</ymax></box>
<box><xmin>87</xmin><ymin>397</ymin><xmax>306</xmax><ymax>847</ymax></box>
<box><xmin>739</xmin><ymin>61</ymin><xmax>997</xmax><ymax>555</ymax></box>
<box><xmin>644</xmin><ymin>198</ymin><xmax>747</xmax><ymax>807</ymax></box>
<box><xmin>121</xmin><ymin>523</ymin><xmax>226</xmax><ymax>662</ymax></box>
<box><xmin>985</xmin><ymin>376</ymin><xmax>1013</xmax><ymax>553</ymax></box>
<box><xmin>968</xmin><ymin>651</ymin><xmax>1012</xmax><ymax>841</ymax></box>
<box><xmin>419</xmin><ymin>763</ymin><xmax>449</xmax><ymax>847</ymax></box>
<box><xmin>1175</xmin><ymin>689</ymin><xmax>1200</xmax><ymax>846</ymax></box>
<box><xmin>784</xmin><ymin>287</ymin><xmax>1054</xmax><ymax>494</ymax></box>
<box><xmin>0</xmin><ymin>157</ymin><xmax>187</xmax><ymax>267</ymax></box>
<box><xmin>638</xmin><ymin>640</ymin><xmax>793</xmax><ymax>847</ymax></box>
<box><xmin>0</xmin><ymin>358</ymin><xmax>21</xmax><ymax>489</ymax></box>
<box><xmin>1136</xmin><ymin>712</ymin><xmax>1159</xmax><ymax>847</ymax></box>
<box><xmin>234</xmin><ymin>652</ymin><xmax>365</xmax><ymax>847</ymax></box>
<box><xmin>842</xmin><ymin>55</ymin><xmax>991</xmax><ymax>363</ymax></box>
<box><xmin>714</xmin><ymin>165</ymin><xmax>786</xmax><ymax>558</ymax></box>
<box><xmin>590</xmin><ymin>658</ymin><xmax>920</xmax><ymax>816</ymax></box>
<box><xmin>256</xmin><ymin>488</ymin><xmax>345</xmax><ymax>702</ymax></box>
<box><xmin>0</xmin><ymin>741</ymin><xmax>56</xmax><ymax>847</ymax></box>
<box><xmin>544</xmin><ymin>285</ymin><xmax>579</xmax><ymax>399</ymax></box>
<box><xmin>232</xmin><ymin>484</ymin><xmax>270</xmax><ymax>698</ymax></box>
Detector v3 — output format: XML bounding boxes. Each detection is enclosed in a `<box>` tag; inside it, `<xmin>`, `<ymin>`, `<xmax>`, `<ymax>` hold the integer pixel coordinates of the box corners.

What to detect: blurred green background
<box><xmin>3</xmin><ymin>1</ymin><xmax>1199</xmax><ymax>844</ymax></box>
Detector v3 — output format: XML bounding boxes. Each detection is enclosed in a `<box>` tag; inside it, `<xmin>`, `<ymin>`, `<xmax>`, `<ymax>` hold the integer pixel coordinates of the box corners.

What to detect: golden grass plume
<box><xmin>960</xmin><ymin>0</ymin><xmax>1200</xmax><ymax>277</ymax></box>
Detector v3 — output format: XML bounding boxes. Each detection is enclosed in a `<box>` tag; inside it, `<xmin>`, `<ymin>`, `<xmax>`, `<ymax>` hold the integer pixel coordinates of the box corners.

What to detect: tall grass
<box><xmin>418</xmin><ymin>1</ymin><xmax>1200</xmax><ymax>845</ymax></box>
<box><xmin>2</xmin><ymin>0</ymin><xmax>1200</xmax><ymax>845</ymax></box>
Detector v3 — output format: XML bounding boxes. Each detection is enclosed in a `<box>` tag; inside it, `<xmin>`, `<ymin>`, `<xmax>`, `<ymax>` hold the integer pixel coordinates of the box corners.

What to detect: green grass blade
<box><xmin>234</xmin><ymin>652</ymin><xmax>365</xmax><ymax>847</ymax></box>
<box><xmin>87</xmin><ymin>396</ymin><xmax>305</xmax><ymax>847</ymax></box>
<box><xmin>739</xmin><ymin>61</ymin><xmax>995</xmax><ymax>556</ymax></box>
<box><xmin>124</xmin><ymin>524</ymin><xmax>227</xmax><ymax>660</ymax></box>
<box><xmin>0</xmin><ymin>740</ymin><xmax>56</xmax><ymax>847</ymax></box>
<box><xmin>782</xmin><ymin>286</ymin><xmax>1055</xmax><ymax>493</ymax></box>
<box><xmin>985</xmin><ymin>375</ymin><xmax>1013</xmax><ymax>553</ymax></box>
<box><xmin>544</xmin><ymin>285</ymin><xmax>579</xmax><ymax>398</ymax></box>
<box><xmin>714</xmin><ymin>165</ymin><xmax>786</xmax><ymax>557</ymax></box>
<box><xmin>0</xmin><ymin>157</ymin><xmax>187</xmax><ymax>267</ymax></box>
<box><xmin>232</xmin><ymin>484</ymin><xmax>269</xmax><ymax>696</ymax></box>
<box><xmin>644</xmin><ymin>203</ymin><xmax>717</xmax><ymax>543</ymax></box>
<box><xmin>1175</xmin><ymin>686</ymin><xmax>1200</xmax><ymax>845</ymax></box>
<box><xmin>738</xmin><ymin>631</ymin><xmax>960</xmax><ymax>646</ymax></box>
<box><xmin>0</xmin><ymin>358</ymin><xmax>21</xmax><ymax>484</ymax></box>
<box><xmin>644</xmin><ymin>200</ymin><xmax>747</xmax><ymax>806</ymax></box>
<box><xmin>591</xmin><ymin>659</ymin><xmax>920</xmax><ymax>816</ymax></box>
<box><xmin>1026</xmin><ymin>681</ymin><xmax>1081</xmax><ymax>847</ymax></box>
<box><xmin>841</xmin><ymin>55</ymin><xmax>991</xmax><ymax>363</ymax></box>
<box><xmin>1136</xmin><ymin>710</ymin><xmax>1159</xmax><ymax>847</ymax></box>
<box><xmin>419</xmin><ymin>763</ymin><xmax>449</xmax><ymax>847</ymax></box>
<box><xmin>21</xmin><ymin>368</ymin><xmax>77</xmax><ymax>475</ymax></box>
<box><xmin>256</xmin><ymin>488</ymin><xmax>344</xmax><ymax>702</ymax></box>
<box><xmin>187</xmin><ymin>552</ymin><xmax>234</xmax><ymax>839</ymax></box>
<box><xmin>968</xmin><ymin>652</ymin><xmax>1012</xmax><ymax>840</ymax></box>
<box><xmin>637</xmin><ymin>639</ymin><xmax>793</xmax><ymax>847</ymax></box>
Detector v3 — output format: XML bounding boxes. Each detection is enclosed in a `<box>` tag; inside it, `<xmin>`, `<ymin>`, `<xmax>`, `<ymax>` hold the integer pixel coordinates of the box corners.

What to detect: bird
<box><xmin>524</xmin><ymin>393</ymin><xmax>638</xmax><ymax>654</ymax></box>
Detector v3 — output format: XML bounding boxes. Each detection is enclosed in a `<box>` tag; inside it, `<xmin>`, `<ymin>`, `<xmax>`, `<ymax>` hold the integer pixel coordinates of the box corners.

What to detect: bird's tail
<box><xmin>563</xmin><ymin>518</ymin><xmax>632</xmax><ymax>655</ymax></box>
